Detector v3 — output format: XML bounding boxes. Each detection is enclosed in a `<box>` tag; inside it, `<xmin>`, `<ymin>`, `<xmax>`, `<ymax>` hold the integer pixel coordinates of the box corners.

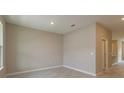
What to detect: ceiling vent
<box><xmin>70</xmin><ymin>24</ymin><xmax>76</xmax><ymax>27</ymax></box>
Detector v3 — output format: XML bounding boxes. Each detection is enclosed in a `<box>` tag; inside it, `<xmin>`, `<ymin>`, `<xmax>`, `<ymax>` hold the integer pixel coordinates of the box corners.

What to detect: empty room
<box><xmin>1</xmin><ymin>1</ymin><xmax>124</xmax><ymax>93</ymax></box>
<box><xmin>1</xmin><ymin>15</ymin><xmax>124</xmax><ymax>78</ymax></box>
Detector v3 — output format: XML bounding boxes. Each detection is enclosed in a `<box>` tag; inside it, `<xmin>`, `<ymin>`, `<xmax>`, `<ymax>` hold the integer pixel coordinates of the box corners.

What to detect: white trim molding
<box><xmin>0</xmin><ymin>66</ymin><xmax>4</xmax><ymax>71</ymax></box>
<box><xmin>62</xmin><ymin>65</ymin><xmax>96</xmax><ymax>76</ymax></box>
<box><xmin>6</xmin><ymin>65</ymin><xmax>62</xmax><ymax>77</ymax></box>
<box><xmin>112</xmin><ymin>62</ymin><xmax>118</xmax><ymax>66</ymax></box>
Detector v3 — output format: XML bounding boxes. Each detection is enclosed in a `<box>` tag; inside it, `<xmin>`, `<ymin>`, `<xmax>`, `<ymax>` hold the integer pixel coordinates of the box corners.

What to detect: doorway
<box><xmin>102</xmin><ymin>39</ymin><xmax>108</xmax><ymax>71</ymax></box>
<box><xmin>0</xmin><ymin>22</ymin><xmax>3</xmax><ymax>69</ymax></box>
<box><xmin>121</xmin><ymin>41</ymin><xmax>124</xmax><ymax>61</ymax></box>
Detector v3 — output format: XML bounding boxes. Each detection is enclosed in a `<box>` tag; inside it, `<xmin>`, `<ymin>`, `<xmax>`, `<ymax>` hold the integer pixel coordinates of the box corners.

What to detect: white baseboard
<box><xmin>6</xmin><ymin>65</ymin><xmax>96</xmax><ymax>77</ymax></box>
<box><xmin>6</xmin><ymin>65</ymin><xmax>62</xmax><ymax>77</ymax></box>
<box><xmin>62</xmin><ymin>65</ymin><xmax>96</xmax><ymax>76</ymax></box>
<box><xmin>112</xmin><ymin>62</ymin><xmax>118</xmax><ymax>66</ymax></box>
<box><xmin>0</xmin><ymin>66</ymin><xmax>4</xmax><ymax>71</ymax></box>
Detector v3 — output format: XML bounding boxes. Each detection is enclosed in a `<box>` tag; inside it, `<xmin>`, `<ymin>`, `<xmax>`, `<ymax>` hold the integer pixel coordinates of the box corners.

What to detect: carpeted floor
<box><xmin>7</xmin><ymin>67</ymin><xmax>95</xmax><ymax>78</ymax></box>
<box><xmin>7</xmin><ymin>62</ymin><xmax>124</xmax><ymax>78</ymax></box>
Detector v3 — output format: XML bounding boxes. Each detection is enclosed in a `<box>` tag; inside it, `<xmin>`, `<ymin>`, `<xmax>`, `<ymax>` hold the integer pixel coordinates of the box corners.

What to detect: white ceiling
<box><xmin>3</xmin><ymin>15</ymin><xmax>124</xmax><ymax>34</ymax></box>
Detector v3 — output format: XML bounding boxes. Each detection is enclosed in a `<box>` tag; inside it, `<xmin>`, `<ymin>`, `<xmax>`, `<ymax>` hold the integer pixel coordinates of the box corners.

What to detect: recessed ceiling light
<box><xmin>121</xmin><ymin>18</ymin><xmax>124</xmax><ymax>20</ymax></box>
<box><xmin>50</xmin><ymin>22</ymin><xmax>54</xmax><ymax>25</ymax></box>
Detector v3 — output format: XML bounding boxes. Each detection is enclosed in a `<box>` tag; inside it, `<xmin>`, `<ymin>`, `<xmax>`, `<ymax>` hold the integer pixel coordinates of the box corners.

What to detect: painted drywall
<box><xmin>0</xmin><ymin>16</ymin><xmax>6</xmax><ymax>78</ymax></box>
<box><xmin>0</xmin><ymin>23</ymin><xmax>3</xmax><ymax>45</ymax></box>
<box><xmin>5</xmin><ymin>22</ymin><xmax>112</xmax><ymax>75</ymax></box>
<box><xmin>6</xmin><ymin>23</ymin><xmax>63</xmax><ymax>73</ymax></box>
<box><xmin>63</xmin><ymin>24</ymin><xmax>96</xmax><ymax>74</ymax></box>
<box><xmin>112</xmin><ymin>31</ymin><xmax>124</xmax><ymax>63</ymax></box>
<box><xmin>96</xmin><ymin>24</ymin><xmax>112</xmax><ymax>73</ymax></box>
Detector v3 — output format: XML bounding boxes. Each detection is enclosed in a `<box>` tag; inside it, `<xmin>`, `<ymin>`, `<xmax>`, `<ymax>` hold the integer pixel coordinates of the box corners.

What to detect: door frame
<box><xmin>101</xmin><ymin>38</ymin><xmax>108</xmax><ymax>70</ymax></box>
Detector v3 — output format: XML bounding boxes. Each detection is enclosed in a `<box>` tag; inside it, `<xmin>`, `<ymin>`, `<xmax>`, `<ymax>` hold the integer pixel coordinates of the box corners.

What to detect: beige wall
<box><xmin>6</xmin><ymin>23</ymin><xmax>63</xmax><ymax>73</ymax></box>
<box><xmin>5</xmin><ymin>22</ymin><xmax>112</xmax><ymax>75</ymax></box>
<box><xmin>63</xmin><ymin>24</ymin><xmax>96</xmax><ymax>74</ymax></box>
<box><xmin>96</xmin><ymin>24</ymin><xmax>112</xmax><ymax>73</ymax></box>
<box><xmin>0</xmin><ymin>16</ymin><xmax>6</xmax><ymax>78</ymax></box>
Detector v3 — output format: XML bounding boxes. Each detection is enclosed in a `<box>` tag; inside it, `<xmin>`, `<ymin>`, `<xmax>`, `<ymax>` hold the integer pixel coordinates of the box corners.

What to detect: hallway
<box><xmin>98</xmin><ymin>62</ymin><xmax>124</xmax><ymax>78</ymax></box>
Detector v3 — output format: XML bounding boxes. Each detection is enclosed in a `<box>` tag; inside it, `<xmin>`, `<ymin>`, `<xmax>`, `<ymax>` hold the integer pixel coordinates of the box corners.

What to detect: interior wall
<box><xmin>6</xmin><ymin>23</ymin><xmax>63</xmax><ymax>73</ymax></box>
<box><xmin>63</xmin><ymin>24</ymin><xmax>96</xmax><ymax>74</ymax></box>
<box><xmin>112</xmin><ymin>31</ymin><xmax>124</xmax><ymax>63</ymax></box>
<box><xmin>5</xmin><ymin>22</ymin><xmax>113</xmax><ymax>75</ymax></box>
<box><xmin>96</xmin><ymin>24</ymin><xmax>112</xmax><ymax>73</ymax></box>
<box><xmin>0</xmin><ymin>16</ymin><xmax>6</xmax><ymax>78</ymax></box>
